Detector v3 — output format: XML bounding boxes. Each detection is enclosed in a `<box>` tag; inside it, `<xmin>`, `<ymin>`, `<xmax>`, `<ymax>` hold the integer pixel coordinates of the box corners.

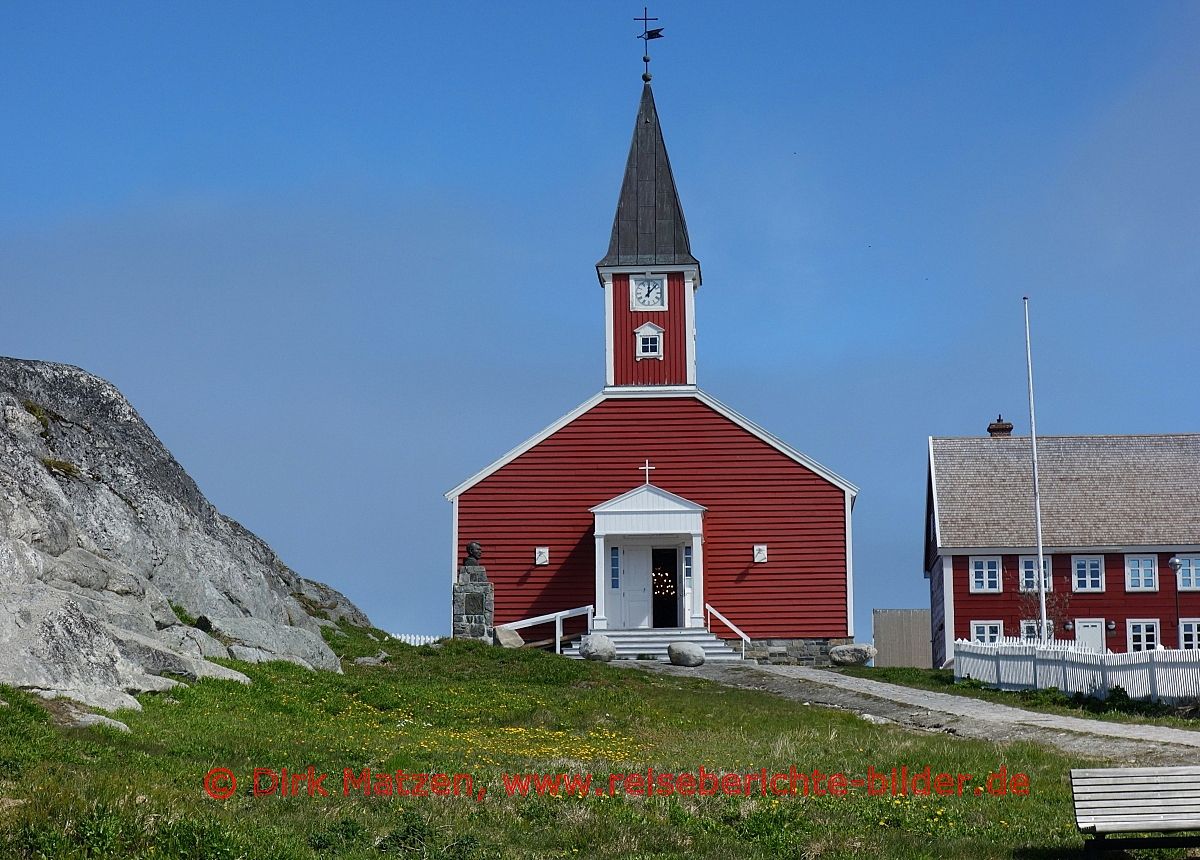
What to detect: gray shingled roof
<box><xmin>929</xmin><ymin>435</ymin><xmax>1200</xmax><ymax>548</ymax></box>
<box><xmin>597</xmin><ymin>83</ymin><xmax>700</xmax><ymax>270</ymax></box>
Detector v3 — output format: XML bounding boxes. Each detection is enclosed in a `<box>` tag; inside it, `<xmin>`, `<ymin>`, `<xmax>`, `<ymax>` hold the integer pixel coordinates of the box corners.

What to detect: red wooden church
<box><xmin>446</xmin><ymin>82</ymin><xmax>858</xmax><ymax>663</ymax></box>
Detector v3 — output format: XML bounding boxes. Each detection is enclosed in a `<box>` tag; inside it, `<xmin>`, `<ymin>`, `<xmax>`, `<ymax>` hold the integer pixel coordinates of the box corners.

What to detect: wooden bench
<box><xmin>1071</xmin><ymin>766</ymin><xmax>1200</xmax><ymax>857</ymax></box>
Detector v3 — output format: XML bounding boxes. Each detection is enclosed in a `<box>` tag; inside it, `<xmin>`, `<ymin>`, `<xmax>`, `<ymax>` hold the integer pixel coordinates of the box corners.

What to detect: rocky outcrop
<box><xmin>206</xmin><ymin>616</ymin><xmax>341</xmax><ymax>671</ymax></box>
<box><xmin>354</xmin><ymin>650</ymin><xmax>390</xmax><ymax>667</ymax></box>
<box><xmin>0</xmin><ymin>357</ymin><xmax>369</xmax><ymax>711</ymax></box>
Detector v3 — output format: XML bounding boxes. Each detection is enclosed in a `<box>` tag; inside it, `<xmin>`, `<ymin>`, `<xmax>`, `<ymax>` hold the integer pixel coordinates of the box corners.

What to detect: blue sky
<box><xmin>4</xmin><ymin>2</ymin><xmax>1199</xmax><ymax>639</ymax></box>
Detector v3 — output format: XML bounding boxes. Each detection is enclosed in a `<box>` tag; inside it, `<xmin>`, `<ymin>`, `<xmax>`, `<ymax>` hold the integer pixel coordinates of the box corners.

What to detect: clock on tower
<box><xmin>631</xmin><ymin>275</ymin><xmax>667</xmax><ymax>310</ymax></box>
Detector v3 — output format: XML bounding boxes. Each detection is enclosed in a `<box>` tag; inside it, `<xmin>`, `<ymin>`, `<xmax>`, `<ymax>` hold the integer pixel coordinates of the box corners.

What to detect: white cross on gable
<box><xmin>640</xmin><ymin>459</ymin><xmax>655</xmax><ymax>484</ymax></box>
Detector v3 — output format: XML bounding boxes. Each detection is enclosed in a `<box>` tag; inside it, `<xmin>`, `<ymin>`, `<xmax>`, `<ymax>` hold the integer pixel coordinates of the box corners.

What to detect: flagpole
<box><xmin>1023</xmin><ymin>297</ymin><xmax>1049</xmax><ymax>641</ymax></box>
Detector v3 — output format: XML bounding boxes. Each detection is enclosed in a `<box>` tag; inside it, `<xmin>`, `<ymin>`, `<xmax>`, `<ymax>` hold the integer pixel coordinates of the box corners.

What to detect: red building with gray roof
<box><xmin>926</xmin><ymin>420</ymin><xmax>1200</xmax><ymax>666</ymax></box>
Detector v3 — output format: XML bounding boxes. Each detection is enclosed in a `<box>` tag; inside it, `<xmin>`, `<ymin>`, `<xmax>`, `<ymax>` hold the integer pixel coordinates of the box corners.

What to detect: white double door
<box><xmin>610</xmin><ymin>544</ymin><xmax>692</xmax><ymax>629</ymax></box>
<box><xmin>614</xmin><ymin>546</ymin><xmax>653</xmax><ymax>629</ymax></box>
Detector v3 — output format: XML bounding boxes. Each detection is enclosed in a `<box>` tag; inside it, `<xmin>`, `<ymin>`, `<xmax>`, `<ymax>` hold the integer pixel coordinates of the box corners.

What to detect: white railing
<box><xmin>392</xmin><ymin>633</ymin><xmax>442</xmax><ymax>646</ymax></box>
<box><xmin>705</xmin><ymin>603</ymin><xmax>749</xmax><ymax>660</ymax></box>
<box><xmin>953</xmin><ymin>639</ymin><xmax>1200</xmax><ymax>703</ymax></box>
<box><xmin>501</xmin><ymin>605</ymin><xmax>594</xmax><ymax>654</ymax></box>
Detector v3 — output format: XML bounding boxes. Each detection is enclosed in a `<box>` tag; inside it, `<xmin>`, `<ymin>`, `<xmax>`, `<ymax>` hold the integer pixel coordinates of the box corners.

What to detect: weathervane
<box><xmin>635</xmin><ymin>7</ymin><xmax>664</xmax><ymax>82</ymax></box>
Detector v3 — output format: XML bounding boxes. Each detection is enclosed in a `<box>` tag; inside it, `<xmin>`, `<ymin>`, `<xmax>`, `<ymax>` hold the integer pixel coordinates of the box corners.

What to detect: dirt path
<box><xmin>626</xmin><ymin>661</ymin><xmax>1200</xmax><ymax>766</ymax></box>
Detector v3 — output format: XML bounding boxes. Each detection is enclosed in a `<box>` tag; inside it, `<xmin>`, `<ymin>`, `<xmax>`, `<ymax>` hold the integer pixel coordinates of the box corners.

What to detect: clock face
<box><xmin>632</xmin><ymin>276</ymin><xmax>666</xmax><ymax>309</ymax></box>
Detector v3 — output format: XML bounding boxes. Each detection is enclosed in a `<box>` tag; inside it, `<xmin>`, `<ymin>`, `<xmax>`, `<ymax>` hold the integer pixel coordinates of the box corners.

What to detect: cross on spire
<box><xmin>635</xmin><ymin>7</ymin><xmax>664</xmax><ymax>82</ymax></box>
<box><xmin>640</xmin><ymin>458</ymin><xmax>656</xmax><ymax>484</ymax></box>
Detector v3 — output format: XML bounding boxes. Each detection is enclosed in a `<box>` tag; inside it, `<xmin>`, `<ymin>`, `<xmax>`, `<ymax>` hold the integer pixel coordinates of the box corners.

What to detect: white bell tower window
<box><xmin>634</xmin><ymin>322</ymin><xmax>664</xmax><ymax>361</ymax></box>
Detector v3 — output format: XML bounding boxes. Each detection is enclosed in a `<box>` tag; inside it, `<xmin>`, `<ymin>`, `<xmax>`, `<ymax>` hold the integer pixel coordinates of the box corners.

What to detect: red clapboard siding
<box><xmin>456</xmin><ymin>396</ymin><xmax>849</xmax><ymax>639</ymax></box>
<box><xmin>612</xmin><ymin>273</ymin><xmax>688</xmax><ymax>386</ymax></box>
<box><xmin>951</xmin><ymin>552</ymin><xmax>1200</xmax><ymax>650</ymax></box>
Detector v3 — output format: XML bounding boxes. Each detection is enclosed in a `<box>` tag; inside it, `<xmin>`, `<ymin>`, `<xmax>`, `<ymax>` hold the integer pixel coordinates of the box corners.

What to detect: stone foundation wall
<box><xmin>733</xmin><ymin>637</ymin><xmax>854</xmax><ymax>666</ymax></box>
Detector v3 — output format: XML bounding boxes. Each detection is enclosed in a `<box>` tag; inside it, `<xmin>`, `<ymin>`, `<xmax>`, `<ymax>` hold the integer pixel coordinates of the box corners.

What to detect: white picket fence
<box><xmin>953</xmin><ymin>638</ymin><xmax>1200</xmax><ymax>703</ymax></box>
<box><xmin>392</xmin><ymin>633</ymin><xmax>442</xmax><ymax>646</ymax></box>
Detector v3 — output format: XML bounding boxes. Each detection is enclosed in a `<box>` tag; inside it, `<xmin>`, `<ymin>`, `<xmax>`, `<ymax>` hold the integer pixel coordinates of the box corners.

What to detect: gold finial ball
<box><xmin>642</xmin><ymin>71</ymin><xmax>652</xmax><ymax>82</ymax></box>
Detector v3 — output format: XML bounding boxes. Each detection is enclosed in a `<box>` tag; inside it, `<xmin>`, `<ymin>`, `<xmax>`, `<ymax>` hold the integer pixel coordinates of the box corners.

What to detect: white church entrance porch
<box><xmin>605</xmin><ymin>542</ymin><xmax>690</xmax><ymax>629</ymax></box>
<box><xmin>589</xmin><ymin>482</ymin><xmax>705</xmax><ymax>631</ymax></box>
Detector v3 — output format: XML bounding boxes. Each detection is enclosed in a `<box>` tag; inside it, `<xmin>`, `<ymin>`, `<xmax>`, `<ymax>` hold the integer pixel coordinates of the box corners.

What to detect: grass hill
<box><xmin>1</xmin><ymin>625</ymin><xmax>1096</xmax><ymax>859</ymax></box>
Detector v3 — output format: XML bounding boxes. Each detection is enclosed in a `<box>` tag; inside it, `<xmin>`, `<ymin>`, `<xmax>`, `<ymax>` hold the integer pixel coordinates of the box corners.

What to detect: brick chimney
<box><xmin>987</xmin><ymin>414</ymin><xmax>1014</xmax><ymax>437</ymax></box>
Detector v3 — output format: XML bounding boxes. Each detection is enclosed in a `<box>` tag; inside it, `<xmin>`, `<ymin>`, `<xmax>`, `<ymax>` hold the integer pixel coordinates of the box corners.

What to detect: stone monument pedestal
<box><xmin>452</xmin><ymin>564</ymin><xmax>494</xmax><ymax>641</ymax></box>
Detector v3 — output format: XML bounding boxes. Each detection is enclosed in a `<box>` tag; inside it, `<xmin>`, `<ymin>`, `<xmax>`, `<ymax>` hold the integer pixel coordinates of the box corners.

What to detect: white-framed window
<box><xmin>1072</xmin><ymin>555</ymin><xmax>1104</xmax><ymax>592</ymax></box>
<box><xmin>971</xmin><ymin>620</ymin><xmax>1003</xmax><ymax>643</ymax></box>
<box><xmin>633</xmin><ymin>322</ymin><xmax>664</xmax><ymax>361</ymax></box>
<box><xmin>683</xmin><ymin>545</ymin><xmax>693</xmax><ymax>580</ymax></box>
<box><xmin>609</xmin><ymin>547</ymin><xmax>620</xmax><ymax>589</ymax></box>
<box><xmin>969</xmin><ymin>556</ymin><xmax>1001</xmax><ymax>593</ymax></box>
<box><xmin>1180</xmin><ymin>619</ymin><xmax>1200</xmax><ymax>650</ymax></box>
<box><xmin>1124</xmin><ymin>556</ymin><xmax>1158</xmax><ymax>591</ymax></box>
<box><xmin>1020</xmin><ymin>619</ymin><xmax>1053</xmax><ymax>640</ymax></box>
<box><xmin>1176</xmin><ymin>556</ymin><xmax>1200</xmax><ymax>591</ymax></box>
<box><xmin>1018</xmin><ymin>556</ymin><xmax>1052</xmax><ymax>593</ymax></box>
<box><xmin>1127</xmin><ymin>619</ymin><xmax>1159</xmax><ymax>652</ymax></box>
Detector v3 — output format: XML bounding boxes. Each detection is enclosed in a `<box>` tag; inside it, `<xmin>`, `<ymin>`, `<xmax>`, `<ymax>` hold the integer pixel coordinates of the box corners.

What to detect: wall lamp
<box><xmin>752</xmin><ymin>545</ymin><xmax>768</xmax><ymax>563</ymax></box>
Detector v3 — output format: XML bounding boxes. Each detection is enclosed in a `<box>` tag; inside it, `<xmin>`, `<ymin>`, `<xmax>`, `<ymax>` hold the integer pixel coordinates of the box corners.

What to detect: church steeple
<box><xmin>597</xmin><ymin>83</ymin><xmax>700</xmax><ymax>390</ymax></box>
<box><xmin>597</xmin><ymin>83</ymin><xmax>700</xmax><ymax>275</ymax></box>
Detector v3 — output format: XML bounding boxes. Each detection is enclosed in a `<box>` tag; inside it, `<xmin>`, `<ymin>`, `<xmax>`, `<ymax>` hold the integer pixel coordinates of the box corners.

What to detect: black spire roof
<box><xmin>597</xmin><ymin>83</ymin><xmax>699</xmax><ymax>271</ymax></box>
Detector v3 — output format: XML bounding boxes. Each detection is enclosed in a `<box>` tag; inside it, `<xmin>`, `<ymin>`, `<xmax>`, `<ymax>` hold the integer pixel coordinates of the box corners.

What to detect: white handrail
<box><xmin>705</xmin><ymin>603</ymin><xmax>749</xmax><ymax>660</ymax></box>
<box><xmin>500</xmin><ymin>605</ymin><xmax>594</xmax><ymax>654</ymax></box>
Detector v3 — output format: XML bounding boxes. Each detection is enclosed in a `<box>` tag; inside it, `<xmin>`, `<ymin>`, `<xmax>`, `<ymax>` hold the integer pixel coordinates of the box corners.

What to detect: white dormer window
<box><xmin>634</xmin><ymin>322</ymin><xmax>664</xmax><ymax>361</ymax></box>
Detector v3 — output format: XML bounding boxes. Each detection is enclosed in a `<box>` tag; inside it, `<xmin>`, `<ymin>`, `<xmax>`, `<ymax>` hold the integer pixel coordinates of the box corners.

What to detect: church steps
<box><xmin>560</xmin><ymin>628</ymin><xmax>742</xmax><ymax>662</ymax></box>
